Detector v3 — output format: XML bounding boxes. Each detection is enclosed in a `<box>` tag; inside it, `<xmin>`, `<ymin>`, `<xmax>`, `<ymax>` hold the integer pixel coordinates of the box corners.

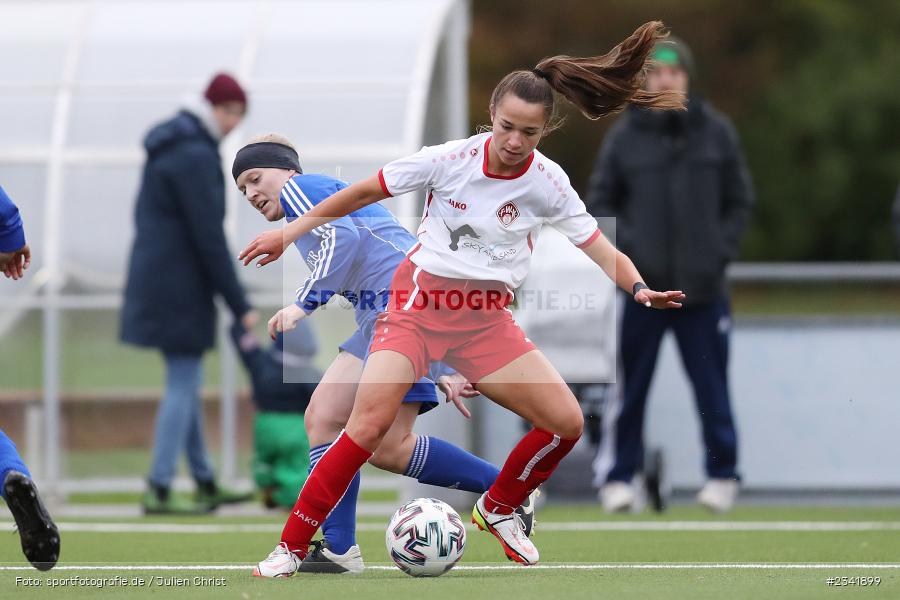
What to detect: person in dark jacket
<box><xmin>230</xmin><ymin>319</ymin><xmax>320</xmax><ymax>509</ymax></box>
<box><xmin>587</xmin><ymin>38</ymin><xmax>754</xmax><ymax>513</ymax></box>
<box><xmin>120</xmin><ymin>73</ymin><xmax>257</xmax><ymax>514</ymax></box>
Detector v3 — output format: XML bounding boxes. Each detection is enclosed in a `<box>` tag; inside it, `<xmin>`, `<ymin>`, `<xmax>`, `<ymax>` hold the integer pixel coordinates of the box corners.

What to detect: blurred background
<box><xmin>0</xmin><ymin>0</ymin><xmax>898</xmax><ymax>515</ymax></box>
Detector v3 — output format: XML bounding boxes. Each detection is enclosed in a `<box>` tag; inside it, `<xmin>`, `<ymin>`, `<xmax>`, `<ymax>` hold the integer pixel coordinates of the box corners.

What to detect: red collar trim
<box><xmin>483</xmin><ymin>136</ymin><xmax>534</xmax><ymax>180</ymax></box>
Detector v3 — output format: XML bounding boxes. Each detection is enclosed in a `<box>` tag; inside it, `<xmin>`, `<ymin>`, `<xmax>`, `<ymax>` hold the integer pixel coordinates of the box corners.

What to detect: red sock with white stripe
<box><xmin>280</xmin><ymin>431</ymin><xmax>372</xmax><ymax>557</ymax></box>
<box><xmin>483</xmin><ymin>428</ymin><xmax>579</xmax><ymax>514</ymax></box>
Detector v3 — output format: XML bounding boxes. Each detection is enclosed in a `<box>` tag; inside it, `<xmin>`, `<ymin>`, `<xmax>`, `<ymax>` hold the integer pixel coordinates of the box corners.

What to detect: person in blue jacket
<box><xmin>0</xmin><ymin>184</ymin><xmax>59</xmax><ymax>570</ymax></box>
<box><xmin>120</xmin><ymin>73</ymin><xmax>257</xmax><ymax>514</ymax></box>
<box><xmin>233</xmin><ymin>134</ymin><xmax>534</xmax><ymax>577</ymax></box>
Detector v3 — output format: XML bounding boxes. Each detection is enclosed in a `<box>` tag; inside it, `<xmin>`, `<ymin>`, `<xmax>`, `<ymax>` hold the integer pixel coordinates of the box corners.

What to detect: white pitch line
<box><xmin>2</xmin><ymin>521</ymin><xmax>898</xmax><ymax>534</ymax></box>
<box><xmin>0</xmin><ymin>564</ymin><xmax>898</xmax><ymax>572</ymax></box>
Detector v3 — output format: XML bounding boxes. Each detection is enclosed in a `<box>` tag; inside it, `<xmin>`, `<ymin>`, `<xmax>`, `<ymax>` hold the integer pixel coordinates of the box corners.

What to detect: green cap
<box><xmin>649</xmin><ymin>38</ymin><xmax>695</xmax><ymax>78</ymax></box>
<box><xmin>652</xmin><ymin>46</ymin><xmax>681</xmax><ymax>66</ymax></box>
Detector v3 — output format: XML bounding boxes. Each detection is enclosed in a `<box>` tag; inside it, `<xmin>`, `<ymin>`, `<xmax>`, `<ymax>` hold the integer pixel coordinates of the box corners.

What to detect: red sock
<box><xmin>484</xmin><ymin>428</ymin><xmax>579</xmax><ymax>514</ymax></box>
<box><xmin>280</xmin><ymin>431</ymin><xmax>372</xmax><ymax>557</ymax></box>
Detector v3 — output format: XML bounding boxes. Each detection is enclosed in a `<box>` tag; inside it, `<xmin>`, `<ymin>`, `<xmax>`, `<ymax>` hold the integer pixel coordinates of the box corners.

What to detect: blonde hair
<box><xmin>247</xmin><ymin>133</ymin><xmax>297</xmax><ymax>151</ymax></box>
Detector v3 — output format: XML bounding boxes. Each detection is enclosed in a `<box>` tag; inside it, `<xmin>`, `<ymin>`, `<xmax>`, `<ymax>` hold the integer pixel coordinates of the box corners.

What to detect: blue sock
<box><xmin>310</xmin><ymin>442</ymin><xmax>359</xmax><ymax>555</ymax></box>
<box><xmin>404</xmin><ymin>436</ymin><xmax>499</xmax><ymax>493</ymax></box>
<box><xmin>0</xmin><ymin>430</ymin><xmax>31</xmax><ymax>500</ymax></box>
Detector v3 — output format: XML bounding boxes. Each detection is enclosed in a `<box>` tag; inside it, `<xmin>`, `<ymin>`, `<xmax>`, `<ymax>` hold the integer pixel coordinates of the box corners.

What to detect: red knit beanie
<box><xmin>204</xmin><ymin>73</ymin><xmax>247</xmax><ymax>110</ymax></box>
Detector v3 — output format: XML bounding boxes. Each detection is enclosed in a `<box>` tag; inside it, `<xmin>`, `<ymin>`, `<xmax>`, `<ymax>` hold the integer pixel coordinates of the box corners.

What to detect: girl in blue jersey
<box><xmin>0</xmin><ymin>185</ymin><xmax>59</xmax><ymax>571</ymax></box>
<box><xmin>232</xmin><ymin>134</ymin><xmax>533</xmax><ymax>577</ymax></box>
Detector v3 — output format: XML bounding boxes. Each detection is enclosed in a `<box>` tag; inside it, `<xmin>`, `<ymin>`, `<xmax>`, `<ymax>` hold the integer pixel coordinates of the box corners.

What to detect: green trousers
<box><xmin>253</xmin><ymin>413</ymin><xmax>310</xmax><ymax>508</ymax></box>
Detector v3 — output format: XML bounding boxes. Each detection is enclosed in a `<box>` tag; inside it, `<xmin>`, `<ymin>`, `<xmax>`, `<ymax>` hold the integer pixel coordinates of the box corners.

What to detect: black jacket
<box><xmin>229</xmin><ymin>322</ymin><xmax>319</xmax><ymax>414</ymax></box>
<box><xmin>120</xmin><ymin>111</ymin><xmax>251</xmax><ymax>354</ymax></box>
<box><xmin>586</xmin><ymin>97</ymin><xmax>754</xmax><ymax>304</ymax></box>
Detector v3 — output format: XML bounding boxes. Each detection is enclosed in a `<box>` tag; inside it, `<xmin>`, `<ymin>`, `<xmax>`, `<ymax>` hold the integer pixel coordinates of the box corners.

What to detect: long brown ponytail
<box><xmin>490</xmin><ymin>21</ymin><xmax>685</xmax><ymax>134</ymax></box>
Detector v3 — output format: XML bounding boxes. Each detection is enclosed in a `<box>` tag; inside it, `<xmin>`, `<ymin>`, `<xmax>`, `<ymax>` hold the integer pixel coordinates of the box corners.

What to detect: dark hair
<box><xmin>489</xmin><ymin>21</ymin><xmax>685</xmax><ymax>134</ymax></box>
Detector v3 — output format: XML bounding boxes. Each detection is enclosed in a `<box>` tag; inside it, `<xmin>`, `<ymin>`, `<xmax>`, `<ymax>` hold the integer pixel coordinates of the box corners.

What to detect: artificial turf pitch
<box><xmin>0</xmin><ymin>505</ymin><xmax>897</xmax><ymax>599</ymax></box>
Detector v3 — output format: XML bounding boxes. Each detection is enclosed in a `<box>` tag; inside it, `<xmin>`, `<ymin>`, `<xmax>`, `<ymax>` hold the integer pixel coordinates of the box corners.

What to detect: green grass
<box><xmin>0</xmin><ymin>505</ymin><xmax>898</xmax><ymax>599</ymax></box>
<box><xmin>0</xmin><ymin>306</ymin><xmax>356</xmax><ymax>392</ymax></box>
<box><xmin>731</xmin><ymin>283</ymin><xmax>900</xmax><ymax>316</ymax></box>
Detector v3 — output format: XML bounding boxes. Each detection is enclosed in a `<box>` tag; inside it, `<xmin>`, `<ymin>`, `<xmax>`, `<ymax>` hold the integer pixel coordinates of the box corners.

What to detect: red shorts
<box><xmin>368</xmin><ymin>257</ymin><xmax>536</xmax><ymax>383</ymax></box>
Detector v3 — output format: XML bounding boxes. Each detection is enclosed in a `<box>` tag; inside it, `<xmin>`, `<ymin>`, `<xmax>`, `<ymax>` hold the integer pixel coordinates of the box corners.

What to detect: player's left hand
<box><xmin>635</xmin><ymin>289</ymin><xmax>686</xmax><ymax>309</ymax></box>
<box><xmin>267</xmin><ymin>304</ymin><xmax>306</xmax><ymax>340</ymax></box>
<box><xmin>239</xmin><ymin>229</ymin><xmax>286</xmax><ymax>268</ymax></box>
<box><xmin>437</xmin><ymin>373</ymin><xmax>479</xmax><ymax>419</ymax></box>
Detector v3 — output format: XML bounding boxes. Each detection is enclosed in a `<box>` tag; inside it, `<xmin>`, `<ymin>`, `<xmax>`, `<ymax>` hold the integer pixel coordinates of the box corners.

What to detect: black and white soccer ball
<box><xmin>385</xmin><ymin>497</ymin><xmax>466</xmax><ymax>577</ymax></box>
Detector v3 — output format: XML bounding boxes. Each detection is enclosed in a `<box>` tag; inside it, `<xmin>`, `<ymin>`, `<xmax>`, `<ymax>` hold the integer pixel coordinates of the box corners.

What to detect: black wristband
<box><xmin>632</xmin><ymin>282</ymin><xmax>648</xmax><ymax>296</ymax></box>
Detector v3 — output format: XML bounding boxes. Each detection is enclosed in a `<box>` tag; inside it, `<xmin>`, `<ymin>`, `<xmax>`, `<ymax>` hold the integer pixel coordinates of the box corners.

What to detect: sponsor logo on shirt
<box><xmin>460</xmin><ymin>240</ymin><xmax>517</xmax><ymax>261</ymax></box>
<box><xmin>447</xmin><ymin>198</ymin><xmax>467</xmax><ymax>211</ymax></box>
<box><xmin>496</xmin><ymin>201</ymin><xmax>520</xmax><ymax>227</ymax></box>
<box><xmin>444</xmin><ymin>220</ymin><xmax>480</xmax><ymax>251</ymax></box>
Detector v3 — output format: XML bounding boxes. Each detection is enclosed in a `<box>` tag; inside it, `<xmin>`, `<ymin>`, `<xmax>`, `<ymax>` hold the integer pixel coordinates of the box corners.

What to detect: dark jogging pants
<box><xmin>606</xmin><ymin>295</ymin><xmax>739</xmax><ymax>483</ymax></box>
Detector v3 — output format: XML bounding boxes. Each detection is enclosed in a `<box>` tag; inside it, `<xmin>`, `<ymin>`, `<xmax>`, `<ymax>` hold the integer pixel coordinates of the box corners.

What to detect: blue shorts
<box><xmin>339</xmin><ymin>329</ymin><xmax>438</xmax><ymax>414</ymax></box>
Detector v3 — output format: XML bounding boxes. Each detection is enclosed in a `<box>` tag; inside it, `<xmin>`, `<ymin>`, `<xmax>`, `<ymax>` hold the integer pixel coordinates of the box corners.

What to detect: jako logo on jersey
<box><xmin>444</xmin><ymin>220</ymin><xmax>480</xmax><ymax>251</ymax></box>
<box><xmin>496</xmin><ymin>202</ymin><xmax>520</xmax><ymax>227</ymax></box>
<box><xmin>447</xmin><ymin>198</ymin><xmax>467</xmax><ymax>210</ymax></box>
<box><xmin>292</xmin><ymin>510</ymin><xmax>319</xmax><ymax>527</ymax></box>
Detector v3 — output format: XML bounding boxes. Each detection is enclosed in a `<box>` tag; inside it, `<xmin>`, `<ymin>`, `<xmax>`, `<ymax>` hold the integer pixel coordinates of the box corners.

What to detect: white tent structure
<box><xmin>0</xmin><ymin>0</ymin><xmax>470</xmax><ymax>495</ymax></box>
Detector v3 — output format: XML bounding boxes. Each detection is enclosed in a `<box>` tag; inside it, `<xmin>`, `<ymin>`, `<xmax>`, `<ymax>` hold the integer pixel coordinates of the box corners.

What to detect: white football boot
<box><xmin>252</xmin><ymin>542</ymin><xmax>303</xmax><ymax>578</ymax></box>
<box><xmin>515</xmin><ymin>488</ymin><xmax>540</xmax><ymax>537</ymax></box>
<box><xmin>472</xmin><ymin>493</ymin><xmax>539</xmax><ymax>565</ymax></box>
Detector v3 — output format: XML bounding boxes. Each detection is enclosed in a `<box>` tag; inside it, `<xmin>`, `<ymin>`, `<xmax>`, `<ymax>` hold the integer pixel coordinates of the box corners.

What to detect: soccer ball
<box><xmin>385</xmin><ymin>497</ymin><xmax>466</xmax><ymax>577</ymax></box>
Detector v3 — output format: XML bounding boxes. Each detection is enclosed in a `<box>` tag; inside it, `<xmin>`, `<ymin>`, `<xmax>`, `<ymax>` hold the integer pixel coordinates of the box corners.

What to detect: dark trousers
<box><xmin>607</xmin><ymin>295</ymin><xmax>738</xmax><ymax>482</ymax></box>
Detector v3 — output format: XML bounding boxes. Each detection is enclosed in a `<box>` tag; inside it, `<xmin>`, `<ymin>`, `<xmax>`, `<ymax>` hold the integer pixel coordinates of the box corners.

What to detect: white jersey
<box><xmin>378</xmin><ymin>132</ymin><xmax>600</xmax><ymax>288</ymax></box>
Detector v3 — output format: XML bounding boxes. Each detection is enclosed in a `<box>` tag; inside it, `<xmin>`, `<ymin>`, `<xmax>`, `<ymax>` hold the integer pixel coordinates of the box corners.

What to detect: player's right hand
<box><xmin>239</xmin><ymin>229</ymin><xmax>286</xmax><ymax>268</ymax></box>
<box><xmin>1</xmin><ymin>244</ymin><xmax>30</xmax><ymax>280</ymax></box>
<box><xmin>437</xmin><ymin>373</ymin><xmax>480</xmax><ymax>419</ymax></box>
<box><xmin>635</xmin><ymin>289</ymin><xmax>685</xmax><ymax>309</ymax></box>
<box><xmin>267</xmin><ymin>304</ymin><xmax>306</xmax><ymax>340</ymax></box>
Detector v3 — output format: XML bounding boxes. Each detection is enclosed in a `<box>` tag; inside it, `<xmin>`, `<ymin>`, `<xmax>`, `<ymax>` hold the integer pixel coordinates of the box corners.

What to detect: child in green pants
<box><xmin>231</xmin><ymin>320</ymin><xmax>320</xmax><ymax>508</ymax></box>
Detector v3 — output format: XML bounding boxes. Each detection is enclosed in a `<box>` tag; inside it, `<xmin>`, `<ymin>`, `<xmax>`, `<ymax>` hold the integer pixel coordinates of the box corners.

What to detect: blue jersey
<box><xmin>0</xmin><ymin>185</ymin><xmax>26</xmax><ymax>253</ymax></box>
<box><xmin>279</xmin><ymin>174</ymin><xmax>416</xmax><ymax>335</ymax></box>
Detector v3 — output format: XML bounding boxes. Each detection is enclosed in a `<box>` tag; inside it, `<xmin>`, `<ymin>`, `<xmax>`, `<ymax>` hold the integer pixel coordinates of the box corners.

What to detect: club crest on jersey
<box><xmin>496</xmin><ymin>201</ymin><xmax>520</xmax><ymax>227</ymax></box>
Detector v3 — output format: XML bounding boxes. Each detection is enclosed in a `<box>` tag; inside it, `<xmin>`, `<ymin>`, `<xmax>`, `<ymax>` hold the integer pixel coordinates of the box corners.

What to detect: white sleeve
<box><xmin>545</xmin><ymin>171</ymin><xmax>601</xmax><ymax>248</ymax></box>
<box><xmin>378</xmin><ymin>145</ymin><xmax>443</xmax><ymax>197</ymax></box>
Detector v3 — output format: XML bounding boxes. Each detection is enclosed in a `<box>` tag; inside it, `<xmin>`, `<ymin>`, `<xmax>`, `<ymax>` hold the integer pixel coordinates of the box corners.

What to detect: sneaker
<box><xmin>297</xmin><ymin>540</ymin><xmax>364</xmax><ymax>574</ymax></box>
<box><xmin>252</xmin><ymin>542</ymin><xmax>303</xmax><ymax>578</ymax></box>
<box><xmin>195</xmin><ymin>481</ymin><xmax>254</xmax><ymax>510</ymax></box>
<box><xmin>515</xmin><ymin>488</ymin><xmax>540</xmax><ymax>538</ymax></box>
<box><xmin>600</xmin><ymin>481</ymin><xmax>636</xmax><ymax>513</ymax></box>
<box><xmin>644</xmin><ymin>448</ymin><xmax>668</xmax><ymax>513</ymax></box>
<box><xmin>141</xmin><ymin>487</ymin><xmax>208</xmax><ymax>516</ymax></box>
<box><xmin>3</xmin><ymin>471</ymin><xmax>60</xmax><ymax>571</ymax></box>
<box><xmin>471</xmin><ymin>493</ymin><xmax>539</xmax><ymax>565</ymax></box>
<box><xmin>697</xmin><ymin>478</ymin><xmax>739</xmax><ymax>513</ymax></box>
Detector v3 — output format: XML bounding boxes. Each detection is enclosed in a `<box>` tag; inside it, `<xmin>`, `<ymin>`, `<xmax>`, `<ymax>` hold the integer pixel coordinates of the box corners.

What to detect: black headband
<box><xmin>232</xmin><ymin>142</ymin><xmax>302</xmax><ymax>181</ymax></box>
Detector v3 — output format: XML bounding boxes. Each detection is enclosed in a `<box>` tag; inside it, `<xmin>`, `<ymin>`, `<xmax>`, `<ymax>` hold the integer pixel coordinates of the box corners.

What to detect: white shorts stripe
<box><xmin>401</xmin><ymin>266</ymin><xmax>423</xmax><ymax>311</ymax></box>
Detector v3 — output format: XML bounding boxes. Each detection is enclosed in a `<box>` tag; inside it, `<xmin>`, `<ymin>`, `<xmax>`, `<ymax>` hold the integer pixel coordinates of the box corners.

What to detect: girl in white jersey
<box><xmin>240</xmin><ymin>21</ymin><xmax>686</xmax><ymax>566</ymax></box>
